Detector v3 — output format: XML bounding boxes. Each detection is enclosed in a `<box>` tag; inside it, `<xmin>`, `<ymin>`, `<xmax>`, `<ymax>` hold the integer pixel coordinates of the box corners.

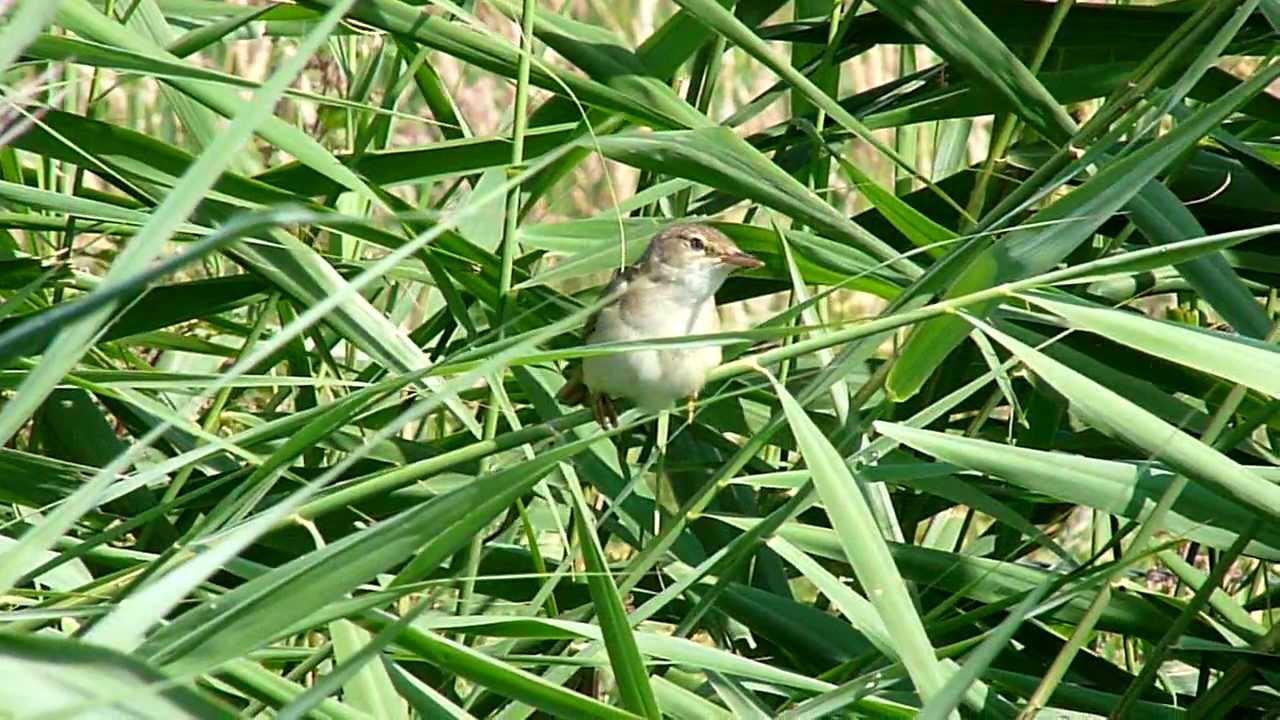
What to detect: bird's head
<box><xmin>640</xmin><ymin>223</ymin><xmax>762</xmax><ymax>296</ymax></box>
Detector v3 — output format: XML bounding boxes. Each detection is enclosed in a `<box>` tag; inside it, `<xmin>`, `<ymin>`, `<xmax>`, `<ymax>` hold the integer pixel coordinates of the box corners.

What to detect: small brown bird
<box><xmin>557</xmin><ymin>223</ymin><xmax>763</xmax><ymax>427</ymax></box>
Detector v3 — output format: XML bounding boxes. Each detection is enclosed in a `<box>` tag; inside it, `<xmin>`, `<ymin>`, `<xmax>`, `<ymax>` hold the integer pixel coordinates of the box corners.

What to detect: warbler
<box><xmin>558</xmin><ymin>223</ymin><xmax>762</xmax><ymax>427</ymax></box>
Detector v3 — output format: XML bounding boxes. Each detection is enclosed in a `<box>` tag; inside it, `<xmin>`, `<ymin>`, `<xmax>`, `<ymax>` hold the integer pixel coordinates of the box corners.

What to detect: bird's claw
<box><xmin>592</xmin><ymin>393</ymin><xmax>619</xmax><ymax>429</ymax></box>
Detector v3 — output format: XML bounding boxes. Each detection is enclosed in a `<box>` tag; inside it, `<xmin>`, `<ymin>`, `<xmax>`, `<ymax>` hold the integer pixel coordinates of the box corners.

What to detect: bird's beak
<box><xmin>720</xmin><ymin>252</ymin><xmax>763</xmax><ymax>270</ymax></box>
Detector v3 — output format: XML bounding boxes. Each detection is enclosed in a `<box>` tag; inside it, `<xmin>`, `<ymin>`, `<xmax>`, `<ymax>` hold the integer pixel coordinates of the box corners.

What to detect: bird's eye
<box><xmin>687</xmin><ymin>237</ymin><xmax>704</xmax><ymax>251</ymax></box>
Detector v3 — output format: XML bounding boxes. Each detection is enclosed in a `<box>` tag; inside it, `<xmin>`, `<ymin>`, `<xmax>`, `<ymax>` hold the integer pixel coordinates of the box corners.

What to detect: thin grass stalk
<box><xmin>496</xmin><ymin>0</ymin><xmax>536</xmax><ymax>322</ymax></box>
<box><xmin>241</xmin><ymin>642</ymin><xmax>334</xmax><ymax>717</ymax></box>
<box><xmin>55</xmin><ymin>0</ymin><xmax>116</xmax><ymax>304</ymax></box>
<box><xmin>803</xmin><ymin>1</ymin><xmax>853</xmax><ymax>425</ymax></box>
<box><xmin>962</xmin><ymin>0</ymin><xmax>1076</xmax><ymax>227</ymax></box>
<box><xmin>813</xmin><ymin>0</ymin><xmax>860</xmax><ymax>199</ymax></box>
<box><xmin>792</xmin><ymin>0</ymin><xmax>842</xmax><ymax>197</ymax></box>
<box><xmin>673</xmin><ymin>34</ymin><xmax>725</xmax><ymax>217</ymax></box>
<box><xmin>516</xmin><ymin>498</ymin><xmax>557</xmax><ymax>617</ymax></box>
<box><xmin>466</xmin><ymin>0</ymin><xmax>539</xmax><ymax>622</ymax></box>
<box><xmin>152</xmin><ymin>292</ymin><xmax>277</xmax><ymax>509</ymax></box>
<box><xmin>894</xmin><ymin>45</ymin><xmax>918</xmax><ymax>197</ymax></box>
<box><xmin>481</xmin><ymin>386</ymin><xmax>574</xmax><ymax>619</ymax></box>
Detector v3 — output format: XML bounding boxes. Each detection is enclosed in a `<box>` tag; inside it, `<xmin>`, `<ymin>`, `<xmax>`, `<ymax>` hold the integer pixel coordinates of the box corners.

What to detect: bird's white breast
<box><xmin>583</xmin><ymin>281</ymin><xmax>722</xmax><ymax>412</ymax></box>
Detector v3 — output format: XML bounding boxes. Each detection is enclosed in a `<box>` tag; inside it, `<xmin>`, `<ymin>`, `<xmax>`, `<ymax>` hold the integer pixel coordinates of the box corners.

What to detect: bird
<box><xmin>557</xmin><ymin>223</ymin><xmax>763</xmax><ymax>428</ymax></box>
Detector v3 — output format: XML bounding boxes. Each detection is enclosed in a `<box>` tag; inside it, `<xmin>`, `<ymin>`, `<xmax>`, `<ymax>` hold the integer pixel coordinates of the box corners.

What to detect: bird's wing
<box><xmin>583</xmin><ymin>264</ymin><xmax>637</xmax><ymax>341</ymax></box>
<box><xmin>558</xmin><ymin>265</ymin><xmax>638</xmax><ymax>406</ymax></box>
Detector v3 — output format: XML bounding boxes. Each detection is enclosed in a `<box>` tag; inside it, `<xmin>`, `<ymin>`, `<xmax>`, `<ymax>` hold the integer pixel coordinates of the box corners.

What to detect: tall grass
<box><xmin>1</xmin><ymin>0</ymin><xmax>1279</xmax><ymax>718</ymax></box>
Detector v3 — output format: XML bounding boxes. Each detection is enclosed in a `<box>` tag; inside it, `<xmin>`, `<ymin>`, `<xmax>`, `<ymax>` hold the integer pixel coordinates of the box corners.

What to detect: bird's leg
<box><xmin>603</xmin><ymin>395</ymin><xmax>618</xmax><ymax>428</ymax></box>
<box><xmin>592</xmin><ymin>392</ymin><xmax>619</xmax><ymax>429</ymax></box>
<box><xmin>591</xmin><ymin>392</ymin><xmax>607</xmax><ymax>428</ymax></box>
<box><xmin>686</xmin><ymin>392</ymin><xmax>698</xmax><ymax>423</ymax></box>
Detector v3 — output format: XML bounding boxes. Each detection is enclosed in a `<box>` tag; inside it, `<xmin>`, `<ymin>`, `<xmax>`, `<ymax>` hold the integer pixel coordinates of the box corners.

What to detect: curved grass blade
<box><xmin>362</xmin><ymin>615</ymin><xmax>640</xmax><ymax>720</ymax></box>
<box><xmin>887</xmin><ymin>59</ymin><xmax>1280</xmax><ymax>399</ymax></box>
<box><xmin>967</xmin><ymin>317</ymin><xmax>1280</xmax><ymax>524</ymax></box>
<box><xmin>0</xmin><ymin>632</ymin><xmax>237</xmax><ymax>719</ymax></box>
<box><xmin>761</xmin><ymin>368</ymin><xmax>952</xmax><ymax>710</ymax></box>
<box><xmin>1021</xmin><ymin>292</ymin><xmax>1280</xmax><ymax>398</ymax></box>
<box><xmin>593</xmin><ymin>128</ymin><xmax>921</xmax><ymax>278</ymax></box>
<box><xmin>875</xmin><ymin>422</ymin><xmax>1280</xmax><ymax>559</ymax></box>
<box><xmin>565</xmin><ymin>474</ymin><xmax>662</xmax><ymax>719</ymax></box>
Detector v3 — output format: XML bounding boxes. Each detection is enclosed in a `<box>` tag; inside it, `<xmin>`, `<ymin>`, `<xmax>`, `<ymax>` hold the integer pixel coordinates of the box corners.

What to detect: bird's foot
<box><xmin>686</xmin><ymin>394</ymin><xmax>697</xmax><ymax>423</ymax></box>
<box><xmin>592</xmin><ymin>393</ymin><xmax>619</xmax><ymax>429</ymax></box>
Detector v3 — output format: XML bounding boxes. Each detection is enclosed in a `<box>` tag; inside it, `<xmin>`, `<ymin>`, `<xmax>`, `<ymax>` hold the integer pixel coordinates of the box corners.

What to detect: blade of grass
<box><xmin>0</xmin><ymin>0</ymin><xmax>63</xmax><ymax>71</ymax></box>
<box><xmin>759</xmin><ymin>366</ymin><xmax>952</xmax><ymax>712</ymax></box>
<box><xmin>564</xmin><ymin>473</ymin><xmax>661</xmax><ymax>719</ymax></box>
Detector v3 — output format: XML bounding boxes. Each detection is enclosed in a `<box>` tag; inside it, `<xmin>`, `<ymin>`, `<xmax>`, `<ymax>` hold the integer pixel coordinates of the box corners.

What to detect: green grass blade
<box><xmin>1022</xmin><ymin>292</ymin><xmax>1280</xmax><ymax>397</ymax></box>
<box><xmin>887</xmin><ymin>59</ymin><xmax>1280</xmax><ymax>400</ymax></box>
<box><xmin>593</xmin><ymin>128</ymin><xmax>921</xmax><ymax>278</ymax></box>
<box><xmin>875</xmin><ymin>422</ymin><xmax>1280</xmax><ymax>558</ymax></box>
<box><xmin>968</xmin><ymin>317</ymin><xmax>1280</xmax><ymax>524</ymax></box>
<box><xmin>0</xmin><ymin>0</ymin><xmax>63</xmax><ymax>71</ymax></box>
<box><xmin>565</xmin><ymin>474</ymin><xmax>662</xmax><ymax>719</ymax></box>
<box><xmin>762</xmin><ymin>369</ymin><xmax>951</xmax><ymax>710</ymax></box>
<box><xmin>362</xmin><ymin>616</ymin><xmax>641</xmax><ymax>720</ymax></box>
<box><xmin>0</xmin><ymin>632</ymin><xmax>237</xmax><ymax>719</ymax></box>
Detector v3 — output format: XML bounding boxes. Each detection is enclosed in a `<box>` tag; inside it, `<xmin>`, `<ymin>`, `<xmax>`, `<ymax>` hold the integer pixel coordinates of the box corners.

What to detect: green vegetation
<box><xmin>1</xmin><ymin>0</ymin><xmax>1279</xmax><ymax>717</ymax></box>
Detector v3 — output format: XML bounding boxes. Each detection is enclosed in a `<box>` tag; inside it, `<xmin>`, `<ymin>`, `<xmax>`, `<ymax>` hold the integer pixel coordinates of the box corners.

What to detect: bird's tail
<box><xmin>557</xmin><ymin>364</ymin><xmax>588</xmax><ymax>406</ymax></box>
